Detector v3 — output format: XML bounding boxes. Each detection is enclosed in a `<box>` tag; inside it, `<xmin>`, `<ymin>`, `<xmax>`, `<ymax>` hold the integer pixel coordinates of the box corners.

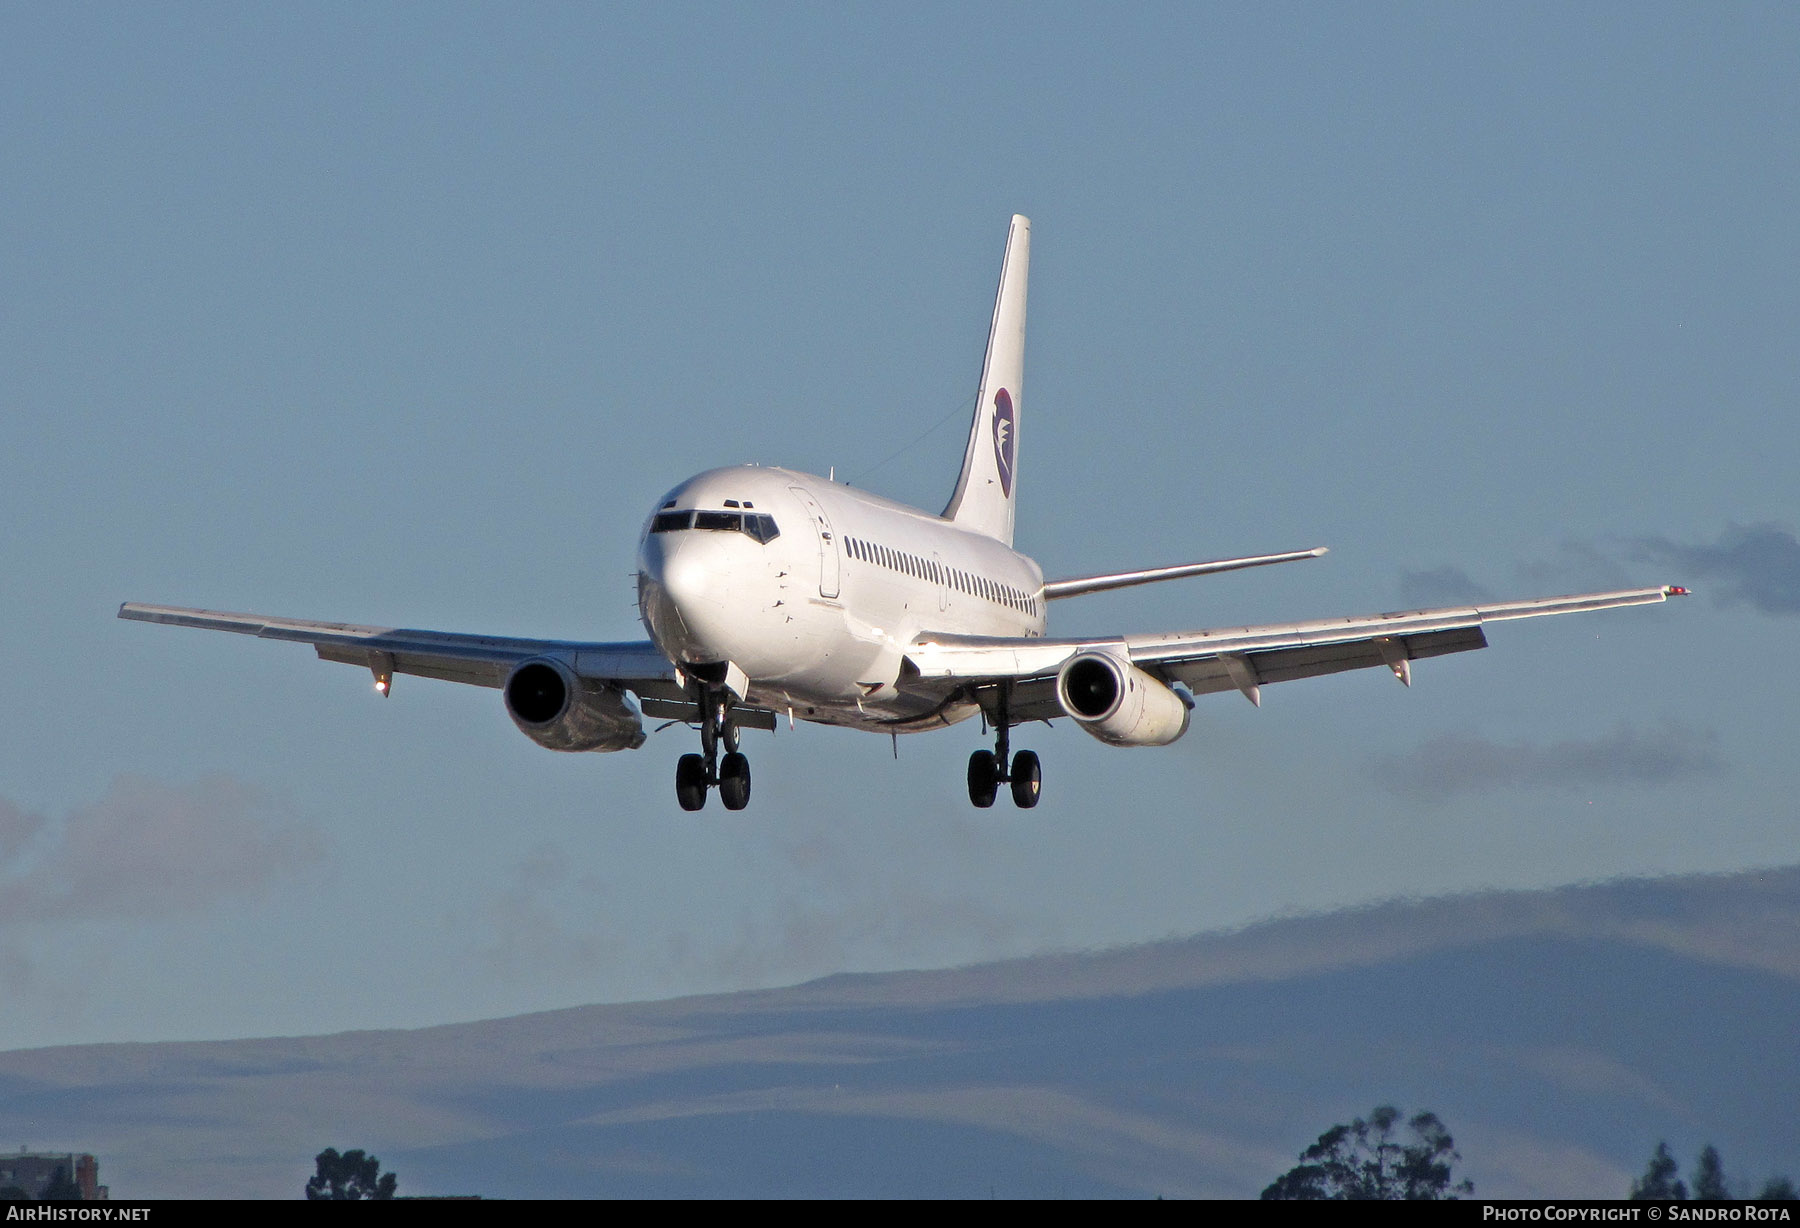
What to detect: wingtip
<box><xmin>1664</xmin><ymin>585</ymin><xmax>1692</xmax><ymax>597</ymax></box>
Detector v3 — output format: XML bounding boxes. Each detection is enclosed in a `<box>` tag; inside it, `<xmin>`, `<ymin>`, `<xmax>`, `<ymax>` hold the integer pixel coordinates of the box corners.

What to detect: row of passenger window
<box><xmin>844</xmin><ymin>535</ymin><xmax>1039</xmax><ymax>616</ymax></box>
<box><xmin>650</xmin><ymin>509</ymin><xmax>782</xmax><ymax>543</ymax></box>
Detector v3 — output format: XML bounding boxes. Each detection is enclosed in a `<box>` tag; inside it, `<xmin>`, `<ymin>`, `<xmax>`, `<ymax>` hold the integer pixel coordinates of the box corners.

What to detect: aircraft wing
<box><xmin>907</xmin><ymin>585</ymin><xmax>1686</xmax><ymax>721</ymax></box>
<box><xmin>116</xmin><ymin>603</ymin><xmax>776</xmax><ymax>729</ymax></box>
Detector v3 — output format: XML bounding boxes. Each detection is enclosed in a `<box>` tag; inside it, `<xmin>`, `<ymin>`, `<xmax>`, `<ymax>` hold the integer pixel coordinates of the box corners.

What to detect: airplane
<box><xmin>120</xmin><ymin>215</ymin><xmax>1687</xmax><ymax>812</ymax></box>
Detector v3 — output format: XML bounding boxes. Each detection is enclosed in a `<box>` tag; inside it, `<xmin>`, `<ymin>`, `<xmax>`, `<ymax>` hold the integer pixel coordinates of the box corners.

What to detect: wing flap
<box><xmin>638</xmin><ymin>695</ymin><xmax>778</xmax><ymax>731</ymax></box>
<box><xmin>314</xmin><ymin>643</ymin><xmax>507</xmax><ymax>688</ymax></box>
<box><xmin>1159</xmin><ymin>625</ymin><xmax>1488</xmax><ymax>694</ymax></box>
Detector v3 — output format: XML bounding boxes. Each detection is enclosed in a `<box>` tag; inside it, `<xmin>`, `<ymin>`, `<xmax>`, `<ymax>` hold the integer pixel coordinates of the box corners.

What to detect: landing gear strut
<box><xmin>966</xmin><ymin>684</ymin><xmax>1041</xmax><ymax>809</ymax></box>
<box><xmin>676</xmin><ymin>682</ymin><xmax>751</xmax><ymax>811</ymax></box>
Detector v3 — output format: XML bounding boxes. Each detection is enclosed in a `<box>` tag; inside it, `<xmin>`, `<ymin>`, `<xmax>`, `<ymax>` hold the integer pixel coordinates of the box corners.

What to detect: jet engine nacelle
<box><xmin>1055</xmin><ymin>651</ymin><xmax>1191</xmax><ymax>747</ymax></box>
<box><xmin>504</xmin><ymin>658</ymin><xmax>647</xmax><ymax>752</ymax></box>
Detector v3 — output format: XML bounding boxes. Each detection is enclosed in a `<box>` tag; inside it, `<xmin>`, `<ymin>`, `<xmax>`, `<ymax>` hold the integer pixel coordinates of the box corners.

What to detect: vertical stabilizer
<box><xmin>942</xmin><ymin>214</ymin><xmax>1029</xmax><ymax>545</ymax></box>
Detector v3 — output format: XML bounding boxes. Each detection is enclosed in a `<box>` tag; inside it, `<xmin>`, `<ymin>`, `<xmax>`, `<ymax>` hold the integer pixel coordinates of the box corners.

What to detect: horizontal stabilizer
<box><xmin>1043</xmin><ymin>547</ymin><xmax>1328</xmax><ymax>600</ymax></box>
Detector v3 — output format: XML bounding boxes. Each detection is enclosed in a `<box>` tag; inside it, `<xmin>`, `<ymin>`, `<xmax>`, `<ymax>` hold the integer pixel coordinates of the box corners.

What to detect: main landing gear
<box><xmin>675</xmin><ymin>685</ymin><xmax>750</xmax><ymax>812</ymax></box>
<box><xmin>966</xmin><ymin>685</ymin><xmax>1041</xmax><ymax>809</ymax></box>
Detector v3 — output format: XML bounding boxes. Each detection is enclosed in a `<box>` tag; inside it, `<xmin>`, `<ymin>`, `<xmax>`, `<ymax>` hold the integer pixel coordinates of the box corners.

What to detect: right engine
<box><xmin>504</xmin><ymin>657</ymin><xmax>647</xmax><ymax>752</ymax></box>
<box><xmin>1054</xmin><ymin>651</ymin><xmax>1192</xmax><ymax>747</ymax></box>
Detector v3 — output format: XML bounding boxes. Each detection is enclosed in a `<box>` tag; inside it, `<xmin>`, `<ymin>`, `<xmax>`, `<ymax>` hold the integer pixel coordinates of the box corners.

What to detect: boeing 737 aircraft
<box><xmin>121</xmin><ymin>215</ymin><xmax>1686</xmax><ymax>811</ymax></box>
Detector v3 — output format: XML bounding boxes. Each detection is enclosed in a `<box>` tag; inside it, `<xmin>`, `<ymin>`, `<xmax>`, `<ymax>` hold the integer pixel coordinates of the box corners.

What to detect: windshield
<box><xmin>650</xmin><ymin>509</ymin><xmax>780</xmax><ymax>543</ymax></box>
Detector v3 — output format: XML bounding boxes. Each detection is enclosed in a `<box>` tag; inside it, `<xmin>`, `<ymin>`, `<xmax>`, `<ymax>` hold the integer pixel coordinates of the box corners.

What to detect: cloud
<box><xmin>0</xmin><ymin>798</ymin><xmax>45</xmax><ymax>863</ymax></box>
<box><xmin>476</xmin><ymin>842</ymin><xmax>622</xmax><ymax>981</ymax></box>
<box><xmin>1634</xmin><ymin>523</ymin><xmax>1800</xmax><ymax>616</ymax></box>
<box><xmin>1374</xmin><ymin>722</ymin><xmax>1725</xmax><ymax>802</ymax></box>
<box><xmin>1398</xmin><ymin>566</ymin><xmax>1495</xmax><ymax>607</ymax></box>
<box><xmin>473</xmin><ymin>808</ymin><xmax>1028</xmax><ymax>997</ymax></box>
<box><xmin>0</xmin><ymin>775</ymin><xmax>326</xmax><ymax>926</ymax></box>
<box><xmin>1398</xmin><ymin>542</ymin><xmax>1634</xmax><ymax>609</ymax></box>
<box><xmin>685</xmin><ymin>869</ymin><xmax>1023</xmax><ymax>992</ymax></box>
<box><xmin>1406</xmin><ymin>524</ymin><xmax>1800</xmax><ymax>617</ymax></box>
<box><xmin>682</xmin><ymin>807</ymin><xmax>1027</xmax><ymax>989</ymax></box>
<box><xmin>1511</xmin><ymin>540</ymin><xmax>1634</xmax><ymax>594</ymax></box>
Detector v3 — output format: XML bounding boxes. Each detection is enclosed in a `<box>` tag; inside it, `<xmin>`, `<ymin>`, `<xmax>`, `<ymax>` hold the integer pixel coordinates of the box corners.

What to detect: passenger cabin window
<box><xmin>847</xmin><ymin>535</ymin><xmax>1041</xmax><ymax>613</ymax></box>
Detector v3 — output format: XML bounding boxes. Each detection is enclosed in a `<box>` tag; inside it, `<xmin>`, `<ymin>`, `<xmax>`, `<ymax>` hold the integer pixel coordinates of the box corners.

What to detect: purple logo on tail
<box><xmin>991</xmin><ymin>388</ymin><xmax>1015</xmax><ymax>497</ymax></box>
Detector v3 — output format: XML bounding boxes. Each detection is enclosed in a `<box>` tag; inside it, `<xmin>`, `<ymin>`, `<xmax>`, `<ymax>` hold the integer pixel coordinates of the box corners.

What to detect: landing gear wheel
<box><xmin>967</xmin><ymin>750</ymin><xmax>999</xmax><ymax>808</ymax></box>
<box><xmin>676</xmin><ymin>754</ymin><xmax>708</xmax><ymax>811</ymax></box>
<box><xmin>719</xmin><ymin>751</ymin><xmax>752</xmax><ymax>811</ymax></box>
<box><xmin>1009</xmin><ymin>750</ymin><xmax>1041</xmax><ymax>809</ymax></box>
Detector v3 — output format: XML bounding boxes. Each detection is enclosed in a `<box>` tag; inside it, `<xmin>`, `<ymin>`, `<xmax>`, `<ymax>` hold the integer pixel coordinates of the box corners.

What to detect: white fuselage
<box><xmin>637</xmin><ymin>466</ymin><xmax>1046</xmax><ymax>730</ymax></box>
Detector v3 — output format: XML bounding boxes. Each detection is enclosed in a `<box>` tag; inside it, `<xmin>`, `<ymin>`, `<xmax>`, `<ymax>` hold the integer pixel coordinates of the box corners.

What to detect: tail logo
<box><xmin>990</xmin><ymin>388</ymin><xmax>1016</xmax><ymax>497</ymax></box>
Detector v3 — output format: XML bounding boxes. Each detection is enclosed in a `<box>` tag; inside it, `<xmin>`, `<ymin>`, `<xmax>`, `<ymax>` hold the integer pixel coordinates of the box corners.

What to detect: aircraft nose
<box><xmin>659</xmin><ymin>546</ymin><xmax>710</xmax><ymax>611</ymax></box>
<box><xmin>639</xmin><ymin>535</ymin><xmax>734</xmax><ymax>662</ymax></box>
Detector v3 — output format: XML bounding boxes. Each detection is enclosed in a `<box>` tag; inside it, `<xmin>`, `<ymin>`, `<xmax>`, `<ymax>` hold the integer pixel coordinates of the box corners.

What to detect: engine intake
<box><xmin>504</xmin><ymin>658</ymin><xmax>646</xmax><ymax>752</ymax></box>
<box><xmin>1055</xmin><ymin>652</ymin><xmax>1191</xmax><ymax>747</ymax></box>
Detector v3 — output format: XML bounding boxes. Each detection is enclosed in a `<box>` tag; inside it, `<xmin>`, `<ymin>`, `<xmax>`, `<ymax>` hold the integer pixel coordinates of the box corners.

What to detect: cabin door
<box><xmin>788</xmin><ymin>486</ymin><xmax>840</xmax><ymax>599</ymax></box>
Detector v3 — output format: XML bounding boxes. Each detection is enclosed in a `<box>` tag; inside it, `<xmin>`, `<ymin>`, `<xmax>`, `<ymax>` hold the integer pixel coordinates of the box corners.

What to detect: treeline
<box><xmin>1262</xmin><ymin>1107</ymin><xmax>1796</xmax><ymax>1201</ymax></box>
<box><xmin>1631</xmin><ymin>1142</ymin><xmax>1796</xmax><ymax>1202</ymax></box>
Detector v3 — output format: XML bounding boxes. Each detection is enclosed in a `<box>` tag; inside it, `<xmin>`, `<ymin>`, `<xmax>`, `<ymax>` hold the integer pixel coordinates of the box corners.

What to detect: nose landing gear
<box><xmin>675</xmin><ymin>685</ymin><xmax>752</xmax><ymax>811</ymax></box>
<box><xmin>966</xmin><ymin>685</ymin><xmax>1040</xmax><ymax>809</ymax></box>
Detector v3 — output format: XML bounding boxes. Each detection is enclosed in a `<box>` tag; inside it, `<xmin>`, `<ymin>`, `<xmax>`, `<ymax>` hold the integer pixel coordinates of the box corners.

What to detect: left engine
<box><xmin>504</xmin><ymin>657</ymin><xmax>647</xmax><ymax>752</ymax></box>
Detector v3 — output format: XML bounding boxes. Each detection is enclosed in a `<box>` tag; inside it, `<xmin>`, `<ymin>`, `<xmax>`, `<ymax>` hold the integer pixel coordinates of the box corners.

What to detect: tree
<box><xmin>39</xmin><ymin>1167</ymin><xmax>82</xmax><ymax>1202</ymax></box>
<box><xmin>1631</xmin><ymin>1142</ymin><xmax>1688</xmax><ymax>1199</ymax></box>
<box><xmin>1693</xmin><ymin>1146</ymin><xmax>1731</xmax><ymax>1200</ymax></box>
<box><xmin>1262</xmin><ymin>1105</ymin><xmax>1474</xmax><ymax>1199</ymax></box>
<box><xmin>304</xmin><ymin>1148</ymin><xmax>397</xmax><ymax>1200</ymax></box>
<box><xmin>1629</xmin><ymin>1142</ymin><xmax>1798</xmax><ymax>1201</ymax></box>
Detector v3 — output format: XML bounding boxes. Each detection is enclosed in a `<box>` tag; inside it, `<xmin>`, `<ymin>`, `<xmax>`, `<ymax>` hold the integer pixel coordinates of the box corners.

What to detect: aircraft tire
<box><xmin>1010</xmin><ymin>750</ymin><xmax>1041</xmax><ymax>809</ymax></box>
<box><xmin>967</xmin><ymin>750</ymin><xmax>999</xmax><ymax>808</ymax></box>
<box><xmin>719</xmin><ymin>752</ymin><xmax>751</xmax><ymax>811</ymax></box>
<box><xmin>676</xmin><ymin>754</ymin><xmax>709</xmax><ymax>811</ymax></box>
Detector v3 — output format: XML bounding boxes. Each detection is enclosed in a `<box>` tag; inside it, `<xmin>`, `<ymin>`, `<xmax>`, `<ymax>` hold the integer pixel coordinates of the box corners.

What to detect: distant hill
<box><xmin>4</xmin><ymin>865</ymin><xmax>1796</xmax><ymax>1199</ymax></box>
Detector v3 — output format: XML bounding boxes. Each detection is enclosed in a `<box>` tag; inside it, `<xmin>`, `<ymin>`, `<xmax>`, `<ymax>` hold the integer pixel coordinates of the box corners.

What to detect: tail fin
<box><xmin>942</xmin><ymin>214</ymin><xmax>1029</xmax><ymax>545</ymax></box>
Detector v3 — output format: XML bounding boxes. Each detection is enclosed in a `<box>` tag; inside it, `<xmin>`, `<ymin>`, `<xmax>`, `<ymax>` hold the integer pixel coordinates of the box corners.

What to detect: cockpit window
<box><xmin>654</xmin><ymin>509</ymin><xmax>780</xmax><ymax>542</ymax></box>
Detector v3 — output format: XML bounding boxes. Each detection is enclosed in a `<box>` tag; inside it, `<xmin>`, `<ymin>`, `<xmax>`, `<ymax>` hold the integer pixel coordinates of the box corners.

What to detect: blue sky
<box><xmin>2</xmin><ymin>3</ymin><xmax>1796</xmax><ymax>1049</ymax></box>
